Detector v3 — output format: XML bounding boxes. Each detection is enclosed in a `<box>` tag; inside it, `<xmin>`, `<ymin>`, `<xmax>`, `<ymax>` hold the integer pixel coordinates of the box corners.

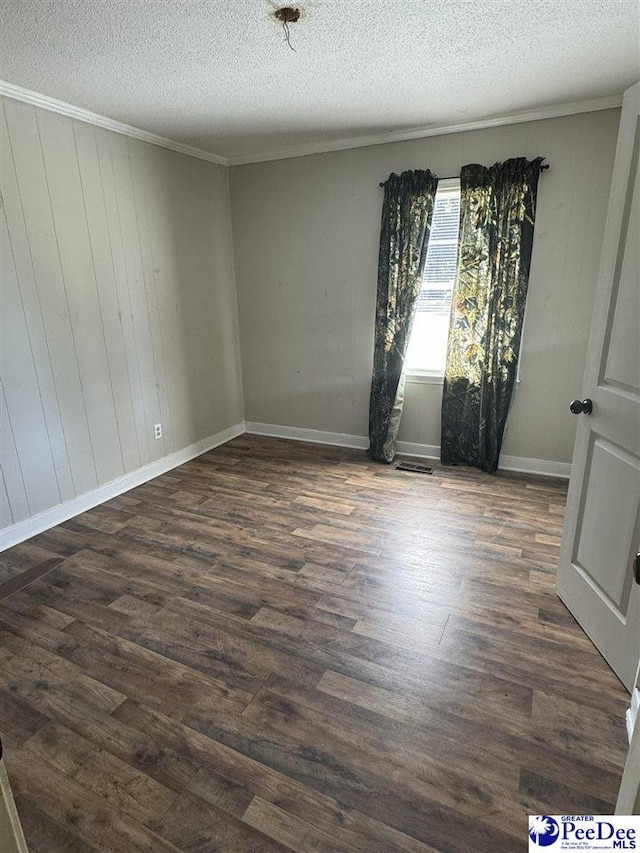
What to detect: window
<box><xmin>405</xmin><ymin>178</ymin><xmax>461</xmax><ymax>376</ymax></box>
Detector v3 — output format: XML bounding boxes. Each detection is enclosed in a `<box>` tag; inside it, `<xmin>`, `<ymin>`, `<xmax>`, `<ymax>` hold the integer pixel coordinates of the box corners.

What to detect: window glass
<box><xmin>406</xmin><ymin>181</ymin><xmax>461</xmax><ymax>374</ymax></box>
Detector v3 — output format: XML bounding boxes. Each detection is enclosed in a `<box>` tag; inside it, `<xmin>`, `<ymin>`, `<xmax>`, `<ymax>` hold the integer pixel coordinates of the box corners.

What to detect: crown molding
<box><xmin>0</xmin><ymin>80</ymin><xmax>229</xmax><ymax>166</ymax></box>
<box><xmin>0</xmin><ymin>81</ymin><xmax>623</xmax><ymax>169</ymax></box>
<box><xmin>226</xmin><ymin>94</ymin><xmax>624</xmax><ymax>166</ymax></box>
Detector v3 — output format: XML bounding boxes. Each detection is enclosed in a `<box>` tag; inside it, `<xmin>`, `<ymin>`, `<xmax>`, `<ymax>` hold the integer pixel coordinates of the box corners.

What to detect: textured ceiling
<box><xmin>1</xmin><ymin>0</ymin><xmax>638</xmax><ymax>163</ymax></box>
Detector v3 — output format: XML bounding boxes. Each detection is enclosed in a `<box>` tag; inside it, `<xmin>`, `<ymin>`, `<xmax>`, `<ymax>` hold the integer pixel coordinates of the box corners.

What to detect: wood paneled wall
<box><xmin>0</xmin><ymin>97</ymin><xmax>244</xmax><ymax>531</ymax></box>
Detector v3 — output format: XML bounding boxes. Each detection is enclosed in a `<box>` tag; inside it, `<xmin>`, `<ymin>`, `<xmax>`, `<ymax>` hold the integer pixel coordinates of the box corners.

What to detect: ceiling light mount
<box><xmin>274</xmin><ymin>6</ymin><xmax>300</xmax><ymax>24</ymax></box>
<box><xmin>273</xmin><ymin>6</ymin><xmax>301</xmax><ymax>52</ymax></box>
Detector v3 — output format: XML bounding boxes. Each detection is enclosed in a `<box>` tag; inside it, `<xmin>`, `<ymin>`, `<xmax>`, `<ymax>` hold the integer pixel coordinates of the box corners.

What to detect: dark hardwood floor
<box><xmin>0</xmin><ymin>435</ymin><xmax>630</xmax><ymax>852</ymax></box>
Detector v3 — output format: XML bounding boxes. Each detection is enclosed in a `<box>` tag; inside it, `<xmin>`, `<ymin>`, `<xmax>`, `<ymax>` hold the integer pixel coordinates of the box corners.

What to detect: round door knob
<box><xmin>570</xmin><ymin>398</ymin><xmax>593</xmax><ymax>415</ymax></box>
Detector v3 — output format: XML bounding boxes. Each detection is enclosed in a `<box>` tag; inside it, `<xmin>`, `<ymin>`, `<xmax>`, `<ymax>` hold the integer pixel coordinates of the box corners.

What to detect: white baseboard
<box><xmin>2</xmin><ymin>420</ymin><xmax>570</xmax><ymax>552</ymax></box>
<box><xmin>245</xmin><ymin>422</ymin><xmax>571</xmax><ymax>479</ymax></box>
<box><xmin>497</xmin><ymin>454</ymin><xmax>571</xmax><ymax>479</ymax></box>
<box><xmin>0</xmin><ymin>422</ymin><xmax>246</xmax><ymax>551</ymax></box>
<box><xmin>395</xmin><ymin>440</ymin><xmax>441</xmax><ymax>459</ymax></box>
<box><xmin>246</xmin><ymin>422</ymin><xmax>369</xmax><ymax>451</ymax></box>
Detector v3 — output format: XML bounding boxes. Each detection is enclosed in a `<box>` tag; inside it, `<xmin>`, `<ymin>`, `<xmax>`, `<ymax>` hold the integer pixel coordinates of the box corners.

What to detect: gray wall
<box><xmin>230</xmin><ymin>109</ymin><xmax>620</xmax><ymax>464</ymax></box>
<box><xmin>0</xmin><ymin>100</ymin><xmax>622</xmax><ymax>534</ymax></box>
<box><xmin>0</xmin><ymin>97</ymin><xmax>243</xmax><ymax>529</ymax></box>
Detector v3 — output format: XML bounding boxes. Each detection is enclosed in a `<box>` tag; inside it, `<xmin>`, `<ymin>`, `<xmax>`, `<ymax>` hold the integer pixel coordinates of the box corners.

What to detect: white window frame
<box><xmin>406</xmin><ymin>177</ymin><xmax>461</xmax><ymax>382</ymax></box>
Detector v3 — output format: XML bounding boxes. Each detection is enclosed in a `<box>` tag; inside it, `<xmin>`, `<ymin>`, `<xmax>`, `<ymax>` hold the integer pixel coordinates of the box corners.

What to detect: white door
<box><xmin>556</xmin><ymin>82</ymin><xmax>640</xmax><ymax>693</ymax></box>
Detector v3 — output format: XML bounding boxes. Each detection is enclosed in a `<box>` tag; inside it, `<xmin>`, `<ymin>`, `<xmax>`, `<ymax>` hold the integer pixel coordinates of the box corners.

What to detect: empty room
<box><xmin>0</xmin><ymin>1</ymin><xmax>639</xmax><ymax>850</ymax></box>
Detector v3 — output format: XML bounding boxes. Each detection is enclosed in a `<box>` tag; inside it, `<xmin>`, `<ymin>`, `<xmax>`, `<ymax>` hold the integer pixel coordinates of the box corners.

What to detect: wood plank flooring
<box><xmin>0</xmin><ymin>435</ymin><xmax>630</xmax><ymax>852</ymax></box>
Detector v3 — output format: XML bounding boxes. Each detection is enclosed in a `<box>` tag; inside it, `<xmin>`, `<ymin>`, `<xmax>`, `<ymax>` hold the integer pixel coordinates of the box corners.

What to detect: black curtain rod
<box><xmin>379</xmin><ymin>163</ymin><xmax>550</xmax><ymax>187</ymax></box>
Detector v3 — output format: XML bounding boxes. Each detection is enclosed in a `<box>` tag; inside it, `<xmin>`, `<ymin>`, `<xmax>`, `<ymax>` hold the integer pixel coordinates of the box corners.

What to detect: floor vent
<box><xmin>395</xmin><ymin>462</ymin><xmax>433</xmax><ymax>475</ymax></box>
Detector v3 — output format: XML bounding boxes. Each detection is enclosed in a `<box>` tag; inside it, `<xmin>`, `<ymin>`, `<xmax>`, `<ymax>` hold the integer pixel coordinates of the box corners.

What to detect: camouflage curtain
<box><xmin>368</xmin><ymin>169</ymin><xmax>438</xmax><ymax>463</ymax></box>
<box><xmin>441</xmin><ymin>157</ymin><xmax>544</xmax><ymax>473</ymax></box>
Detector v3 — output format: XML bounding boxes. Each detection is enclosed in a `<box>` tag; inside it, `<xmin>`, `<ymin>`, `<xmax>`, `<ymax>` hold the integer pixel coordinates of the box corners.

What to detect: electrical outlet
<box><xmin>154</xmin><ymin>423</ymin><xmax>162</xmax><ymax>440</ymax></box>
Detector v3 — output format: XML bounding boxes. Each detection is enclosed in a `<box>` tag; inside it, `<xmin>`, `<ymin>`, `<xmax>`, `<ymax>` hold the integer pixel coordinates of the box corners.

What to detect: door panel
<box><xmin>557</xmin><ymin>83</ymin><xmax>640</xmax><ymax>692</ymax></box>
<box><xmin>575</xmin><ymin>438</ymin><xmax>639</xmax><ymax>609</ymax></box>
<box><xmin>602</xmin><ymin>117</ymin><xmax>639</xmax><ymax>393</ymax></box>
